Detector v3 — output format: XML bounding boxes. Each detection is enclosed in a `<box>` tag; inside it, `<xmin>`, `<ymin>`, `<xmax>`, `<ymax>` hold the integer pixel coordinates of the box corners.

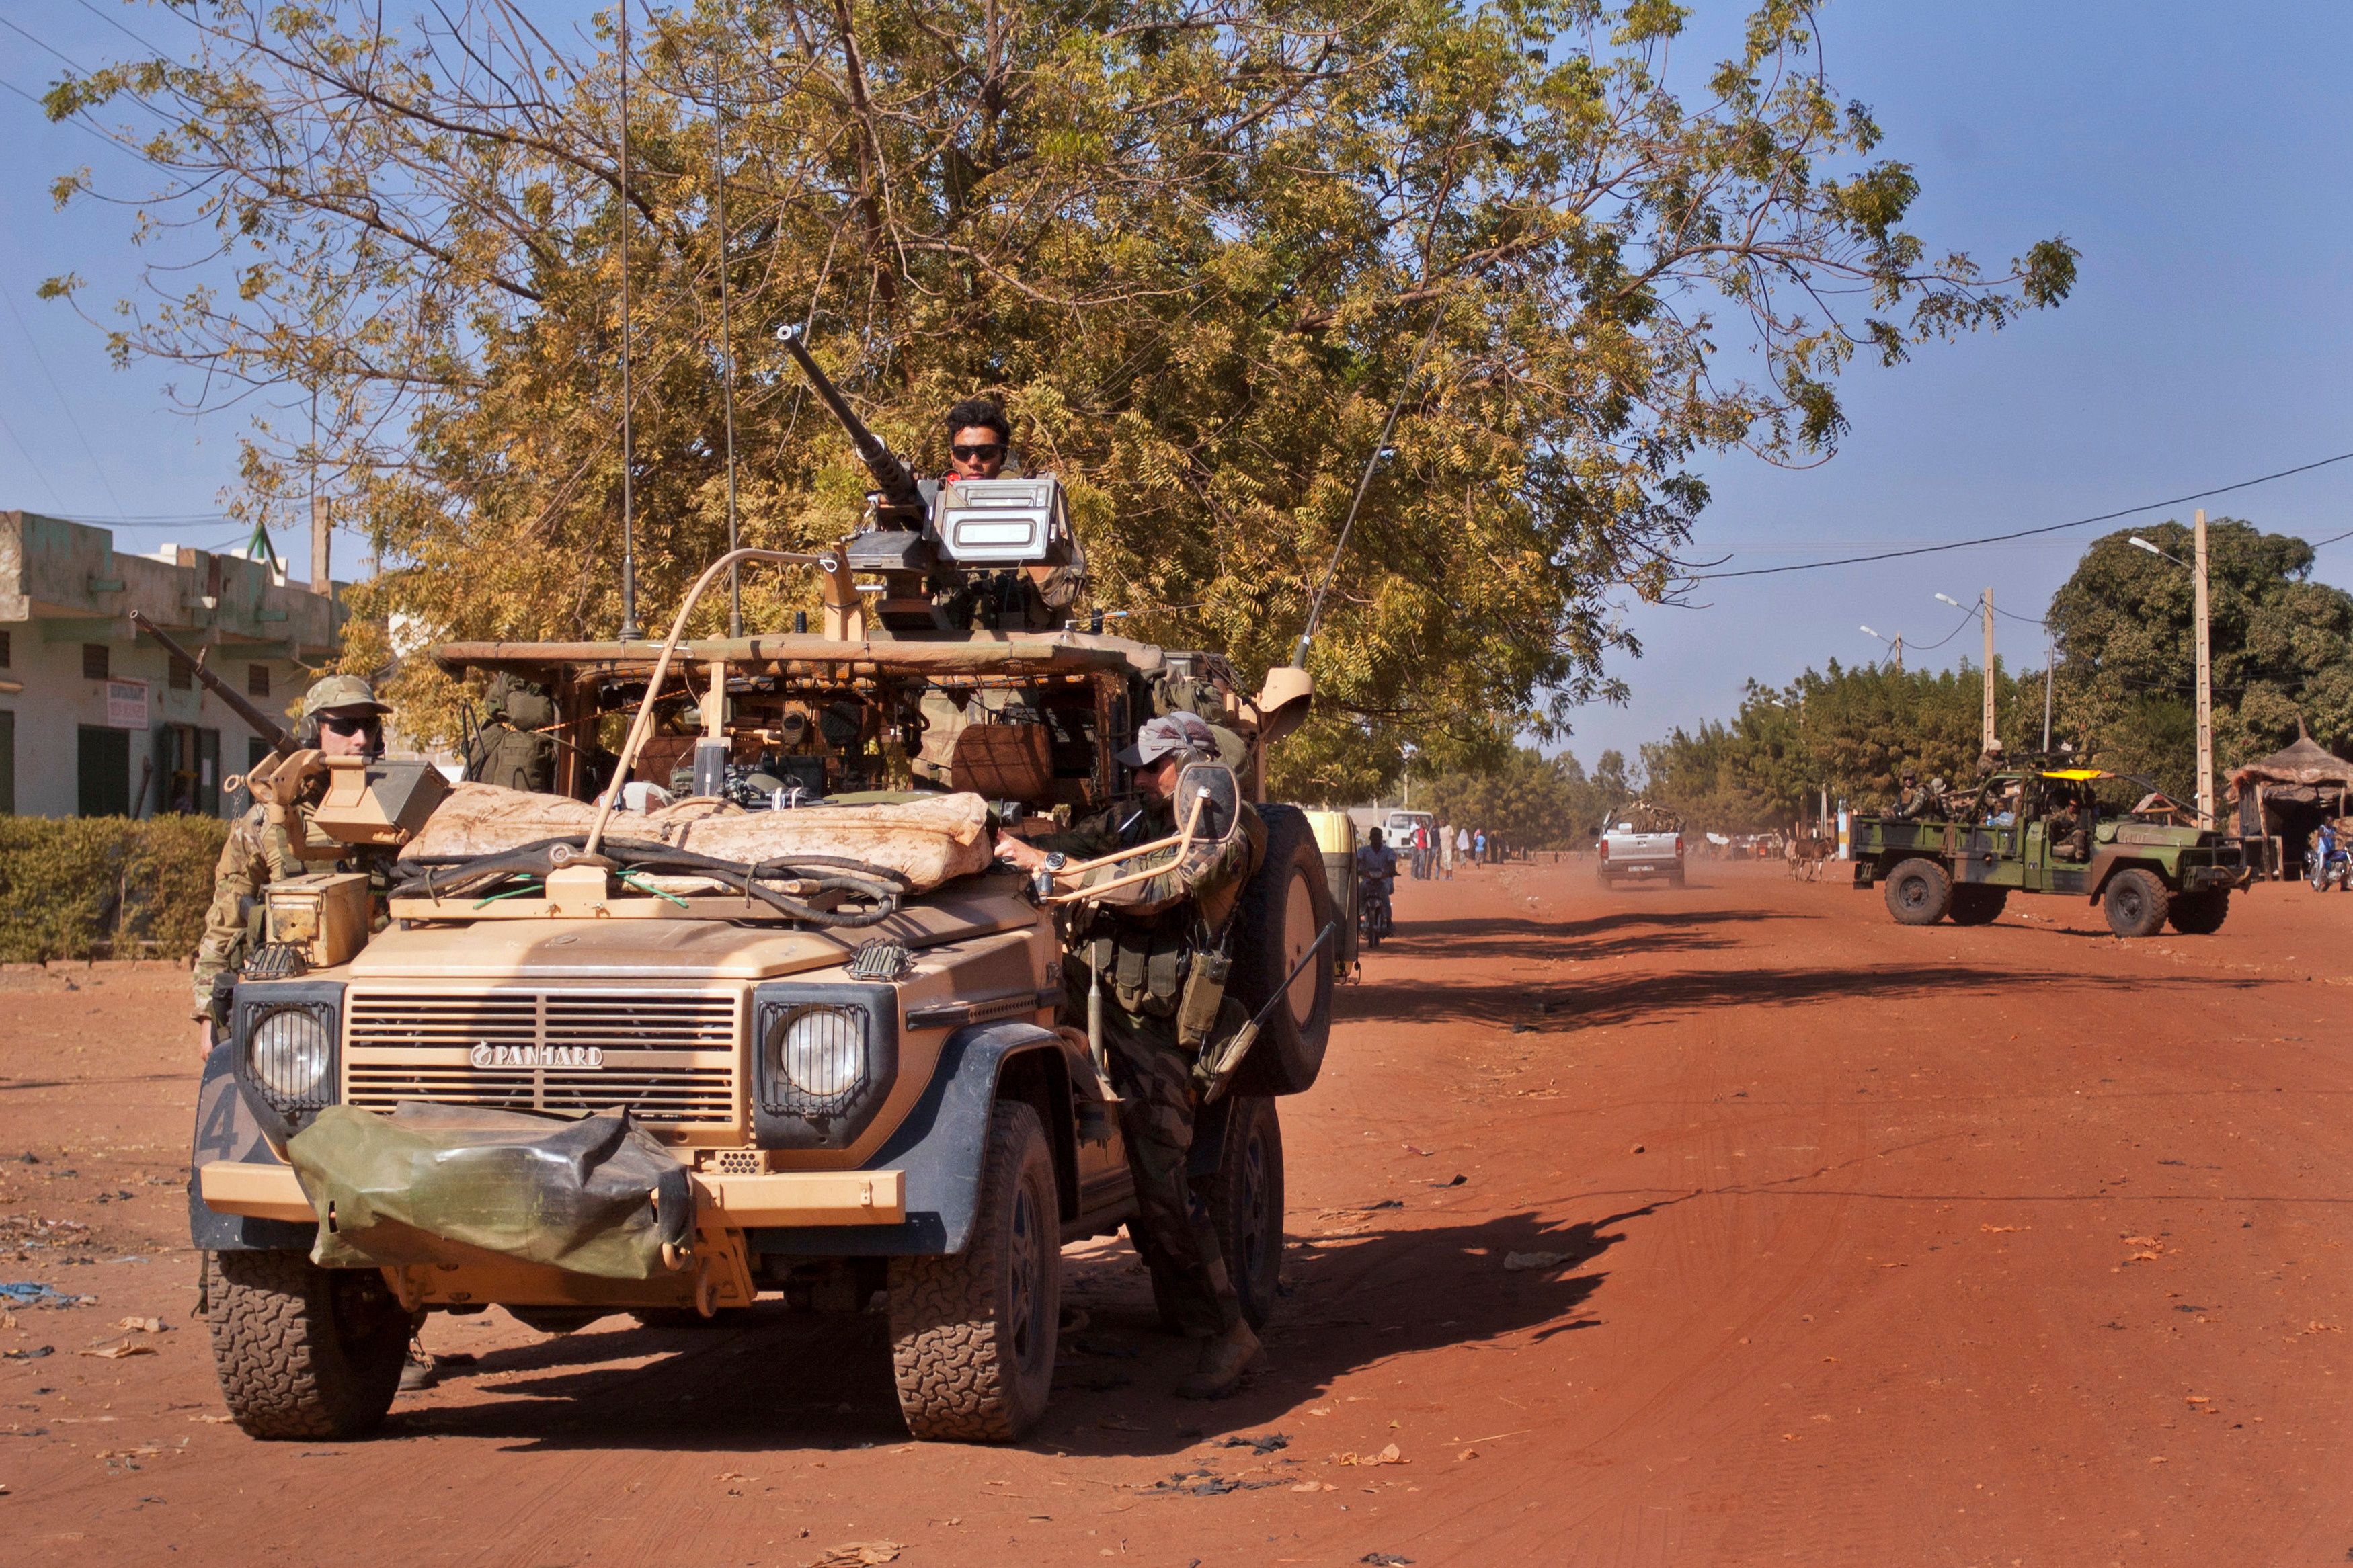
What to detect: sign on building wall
<box><xmin>105</xmin><ymin>679</ymin><xmax>149</xmax><ymax>729</ymax></box>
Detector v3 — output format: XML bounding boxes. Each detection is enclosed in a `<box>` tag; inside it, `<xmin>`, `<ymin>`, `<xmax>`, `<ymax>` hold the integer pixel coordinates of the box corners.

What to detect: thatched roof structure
<box><xmin>2227</xmin><ymin>725</ymin><xmax>2353</xmax><ymax>803</ymax></box>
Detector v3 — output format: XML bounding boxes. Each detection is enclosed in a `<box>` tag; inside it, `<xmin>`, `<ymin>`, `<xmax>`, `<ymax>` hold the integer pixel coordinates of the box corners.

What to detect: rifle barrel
<box><xmin>774</xmin><ymin>325</ymin><xmax>923</xmax><ymax>513</ymax></box>
<box><xmin>127</xmin><ymin>612</ymin><xmax>295</xmax><ymax>751</ymax></box>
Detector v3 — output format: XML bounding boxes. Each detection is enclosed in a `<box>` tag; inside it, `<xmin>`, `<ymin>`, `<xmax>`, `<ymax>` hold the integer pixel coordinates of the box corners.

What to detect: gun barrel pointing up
<box><xmin>774</xmin><ymin>324</ymin><xmax>924</xmax><ymax>517</ymax></box>
<box><xmin>127</xmin><ymin>611</ymin><xmax>296</xmax><ymax>754</ymax></box>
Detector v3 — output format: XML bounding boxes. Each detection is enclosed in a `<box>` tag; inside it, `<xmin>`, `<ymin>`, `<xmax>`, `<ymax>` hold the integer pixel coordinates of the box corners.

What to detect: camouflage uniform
<box><xmin>191</xmin><ymin>673</ymin><xmax>392</xmax><ymax>1020</ymax></box>
<box><xmin>1037</xmin><ymin>793</ymin><xmax>1263</xmax><ymax>1337</ymax></box>
<box><xmin>189</xmin><ymin>803</ymin><xmax>326</xmax><ymax>1018</ymax></box>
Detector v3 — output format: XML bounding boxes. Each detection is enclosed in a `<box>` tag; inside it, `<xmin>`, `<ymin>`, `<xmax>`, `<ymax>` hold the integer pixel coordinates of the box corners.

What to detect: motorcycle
<box><xmin>1357</xmin><ymin>872</ymin><xmax>1395</xmax><ymax>948</ymax></box>
<box><xmin>2310</xmin><ymin>824</ymin><xmax>2352</xmax><ymax>891</ymax></box>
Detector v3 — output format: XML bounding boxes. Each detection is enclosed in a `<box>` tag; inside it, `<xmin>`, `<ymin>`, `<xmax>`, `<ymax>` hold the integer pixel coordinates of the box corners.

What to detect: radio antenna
<box><xmin>716</xmin><ymin>97</ymin><xmax>742</xmax><ymax>637</ymax></box>
<box><xmin>615</xmin><ymin>0</ymin><xmax>642</xmax><ymax>643</ymax></box>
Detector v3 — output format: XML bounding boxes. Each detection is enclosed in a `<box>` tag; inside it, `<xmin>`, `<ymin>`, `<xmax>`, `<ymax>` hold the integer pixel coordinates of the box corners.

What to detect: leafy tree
<box><xmin>2047</xmin><ymin>520</ymin><xmax>2353</xmax><ymax>786</ymax></box>
<box><xmin>46</xmin><ymin>1</ymin><xmax>2072</xmax><ymax>792</ymax></box>
<box><xmin>1421</xmin><ymin>746</ymin><xmax>1597</xmax><ymax>848</ymax></box>
<box><xmin>1639</xmin><ymin>657</ymin><xmax>2040</xmax><ymax>829</ymax></box>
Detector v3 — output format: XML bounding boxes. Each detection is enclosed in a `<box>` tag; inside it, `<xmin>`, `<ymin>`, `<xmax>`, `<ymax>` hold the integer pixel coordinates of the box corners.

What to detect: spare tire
<box><xmin>1229</xmin><ymin>803</ymin><xmax>1335</xmax><ymax>1096</ymax></box>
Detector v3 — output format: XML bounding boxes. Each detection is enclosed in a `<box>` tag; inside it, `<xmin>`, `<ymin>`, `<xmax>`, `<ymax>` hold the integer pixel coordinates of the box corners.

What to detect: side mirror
<box><xmin>1174</xmin><ymin>761</ymin><xmax>1242</xmax><ymax>848</ymax></box>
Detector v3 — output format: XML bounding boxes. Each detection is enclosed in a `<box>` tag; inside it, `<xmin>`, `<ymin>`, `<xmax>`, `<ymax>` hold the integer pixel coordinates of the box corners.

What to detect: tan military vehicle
<box><xmin>188</xmin><ymin>464</ymin><xmax>1339</xmax><ymax>1443</ymax></box>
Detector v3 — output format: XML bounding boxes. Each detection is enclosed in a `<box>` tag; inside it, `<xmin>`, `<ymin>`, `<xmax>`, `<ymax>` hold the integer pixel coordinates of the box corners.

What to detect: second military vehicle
<box><xmin>184</xmin><ymin>339</ymin><xmax>1341</xmax><ymax>1446</ymax></box>
<box><xmin>1849</xmin><ymin>766</ymin><xmax>2255</xmax><ymax>936</ymax></box>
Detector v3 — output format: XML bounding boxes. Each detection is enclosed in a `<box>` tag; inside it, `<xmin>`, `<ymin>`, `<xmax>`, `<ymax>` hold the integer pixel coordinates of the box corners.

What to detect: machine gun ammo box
<box><xmin>264</xmin><ymin>871</ymin><xmax>371</xmax><ymax>968</ymax></box>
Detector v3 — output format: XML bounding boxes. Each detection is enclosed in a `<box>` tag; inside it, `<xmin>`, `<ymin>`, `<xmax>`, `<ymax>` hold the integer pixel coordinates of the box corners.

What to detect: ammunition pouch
<box><xmin>1174</xmin><ymin>949</ymin><xmax>1232</xmax><ymax>1053</ymax></box>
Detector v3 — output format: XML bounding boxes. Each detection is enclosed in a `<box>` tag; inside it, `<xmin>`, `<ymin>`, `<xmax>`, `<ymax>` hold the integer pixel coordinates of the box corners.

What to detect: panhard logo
<box><xmin>469</xmin><ymin>1043</ymin><xmax>606</xmax><ymax>1069</ymax></box>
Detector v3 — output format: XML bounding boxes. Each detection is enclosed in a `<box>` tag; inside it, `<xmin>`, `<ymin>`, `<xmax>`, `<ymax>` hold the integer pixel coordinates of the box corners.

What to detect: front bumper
<box><xmin>198</xmin><ymin>1161</ymin><xmax>907</xmax><ymax>1229</ymax></box>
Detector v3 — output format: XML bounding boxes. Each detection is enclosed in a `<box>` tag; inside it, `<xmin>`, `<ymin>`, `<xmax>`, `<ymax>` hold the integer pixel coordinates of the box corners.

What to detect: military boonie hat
<box><xmin>1117</xmin><ymin>711</ymin><xmax>1215</xmax><ymax>768</ymax></box>
<box><xmin>301</xmin><ymin>673</ymin><xmax>392</xmax><ymax>718</ymax></box>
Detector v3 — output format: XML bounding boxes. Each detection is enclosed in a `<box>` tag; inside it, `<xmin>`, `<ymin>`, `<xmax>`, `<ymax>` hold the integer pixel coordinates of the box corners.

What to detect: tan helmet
<box><xmin>300</xmin><ymin>673</ymin><xmax>393</xmax><ymax>719</ymax></box>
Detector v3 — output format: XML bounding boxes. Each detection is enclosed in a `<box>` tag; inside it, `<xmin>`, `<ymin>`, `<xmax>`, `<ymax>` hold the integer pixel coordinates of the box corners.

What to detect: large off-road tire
<box><xmin>1230</xmin><ymin>803</ymin><xmax>1335</xmax><ymax>1097</ymax></box>
<box><xmin>1883</xmin><ymin>858</ymin><xmax>1952</xmax><ymax>925</ymax></box>
<box><xmin>2166</xmin><ymin>887</ymin><xmax>2229</xmax><ymax>935</ymax></box>
<box><xmin>1947</xmin><ymin>884</ymin><xmax>2009</xmax><ymax>926</ymax></box>
<box><xmin>205</xmin><ymin>1249</ymin><xmax>410</xmax><ymax>1440</ymax></box>
<box><xmin>1146</xmin><ymin>1094</ymin><xmax>1287</xmax><ymax>1335</ymax></box>
<box><xmin>887</xmin><ymin>1101</ymin><xmax>1059</xmax><ymax>1442</ymax></box>
<box><xmin>2102</xmin><ymin>867</ymin><xmax>2170</xmax><ymax>938</ymax></box>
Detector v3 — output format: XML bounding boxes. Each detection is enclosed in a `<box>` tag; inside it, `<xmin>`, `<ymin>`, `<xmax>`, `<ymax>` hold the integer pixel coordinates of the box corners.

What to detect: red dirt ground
<box><xmin>4</xmin><ymin>860</ymin><xmax>2352</xmax><ymax>1567</ymax></box>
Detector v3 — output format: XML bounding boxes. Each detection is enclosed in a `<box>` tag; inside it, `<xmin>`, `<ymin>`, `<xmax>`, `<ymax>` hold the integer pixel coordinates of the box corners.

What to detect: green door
<box><xmin>78</xmin><ymin>725</ymin><xmax>131</xmax><ymax>817</ymax></box>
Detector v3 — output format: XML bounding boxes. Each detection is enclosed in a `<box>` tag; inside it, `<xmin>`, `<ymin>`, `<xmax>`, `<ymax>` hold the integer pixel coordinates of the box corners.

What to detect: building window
<box><xmin>0</xmin><ymin>628</ymin><xmax>11</xmax><ymax>668</ymax></box>
<box><xmin>247</xmin><ymin>664</ymin><xmax>270</xmax><ymax>698</ymax></box>
<box><xmin>169</xmin><ymin>654</ymin><xmax>195</xmax><ymax>691</ymax></box>
<box><xmin>83</xmin><ymin>643</ymin><xmax>110</xmax><ymax>681</ymax></box>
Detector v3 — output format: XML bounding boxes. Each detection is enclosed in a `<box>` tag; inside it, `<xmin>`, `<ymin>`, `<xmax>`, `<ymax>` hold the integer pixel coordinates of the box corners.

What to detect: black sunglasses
<box><xmin>320</xmin><ymin>714</ymin><xmax>381</xmax><ymax>737</ymax></box>
<box><xmin>951</xmin><ymin>442</ymin><xmax>1005</xmax><ymax>462</ymax></box>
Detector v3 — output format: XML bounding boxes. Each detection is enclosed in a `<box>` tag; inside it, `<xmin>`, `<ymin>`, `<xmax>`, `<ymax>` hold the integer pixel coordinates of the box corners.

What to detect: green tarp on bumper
<box><xmin>287</xmin><ymin>1103</ymin><xmax>694</xmax><ymax>1280</ymax></box>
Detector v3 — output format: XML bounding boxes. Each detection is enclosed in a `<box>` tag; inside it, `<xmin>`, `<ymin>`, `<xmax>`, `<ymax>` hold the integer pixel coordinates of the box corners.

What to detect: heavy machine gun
<box><xmin>774</xmin><ymin>323</ymin><xmax>926</xmax><ymax>527</ymax></box>
<box><xmin>776</xmin><ymin>323</ymin><xmax>1083</xmax><ymax>630</ymax></box>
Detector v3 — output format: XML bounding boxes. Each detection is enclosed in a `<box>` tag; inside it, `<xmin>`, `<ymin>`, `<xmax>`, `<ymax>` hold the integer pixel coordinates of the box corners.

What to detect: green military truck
<box><xmin>1849</xmin><ymin>766</ymin><xmax>2256</xmax><ymax>937</ymax></box>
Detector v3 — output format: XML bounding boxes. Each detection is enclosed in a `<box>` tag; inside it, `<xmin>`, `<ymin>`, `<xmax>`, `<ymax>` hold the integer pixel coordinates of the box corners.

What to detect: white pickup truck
<box><xmin>1598</xmin><ymin>809</ymin><xmax>1685</xmax><ymax>886</ymax></box>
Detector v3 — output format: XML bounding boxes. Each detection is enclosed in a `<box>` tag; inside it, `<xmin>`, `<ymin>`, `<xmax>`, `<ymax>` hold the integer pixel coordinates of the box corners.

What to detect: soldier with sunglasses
<box><xmin>943</xmin><ymin>397</ymin><xmax>1012</xmax><ymax>481</ymax></box>
<box><xmin>188</xmin><ymin>675</ymin><xmax>393</xmax><ymax>1042</ymax></box>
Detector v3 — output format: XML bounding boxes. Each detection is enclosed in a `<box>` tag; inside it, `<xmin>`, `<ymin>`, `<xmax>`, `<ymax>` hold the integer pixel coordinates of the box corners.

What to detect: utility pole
<box><xmin>1979</xmin><ymin>588</ymin><xmax>1996</xmax><ymax>754</ymax></box>
<box><xmin>2194</xmin><ymin>509</ymin><xmax>2215</xmax><ymax>827</ymax></box>
<box><xmin>2042</xmin><ymin>631</ymin><xmax>2054</xmax><ymax>753</ymax></box>
<box><xmin>1860</xmin><ymin>625</ymin><xmax>1903</xmax><ymax>673</ymax></box>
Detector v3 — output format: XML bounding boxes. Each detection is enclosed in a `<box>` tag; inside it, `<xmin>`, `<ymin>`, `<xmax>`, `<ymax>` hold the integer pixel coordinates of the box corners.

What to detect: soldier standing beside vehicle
<box><xmin>190</xmin><ymin>674</ymin><xmax>393</xmax><ymax>1046</ymax></box>
<box><xmin>186</xmin><ymin>673</ymin><xmax>438</xmax><ymax>1395</ymax></box>
<box><xmin>994</xmin><ymin>711</ymin><xmax>1267</xmax><ymax>1399</ymax></box>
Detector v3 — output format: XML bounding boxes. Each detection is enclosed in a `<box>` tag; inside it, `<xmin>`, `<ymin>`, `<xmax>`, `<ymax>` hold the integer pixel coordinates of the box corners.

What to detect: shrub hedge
<box><xmin>0</xmin><ymin>815</ymin><xmax>229</xmax><ymax>962</ymax></box>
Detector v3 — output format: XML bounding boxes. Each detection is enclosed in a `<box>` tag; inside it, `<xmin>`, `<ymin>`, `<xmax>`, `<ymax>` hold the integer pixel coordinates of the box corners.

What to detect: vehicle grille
<box><xmin>344</xmin><ymin>990</ymin><xmax>741</xmax><ymax>1125</ymax></box>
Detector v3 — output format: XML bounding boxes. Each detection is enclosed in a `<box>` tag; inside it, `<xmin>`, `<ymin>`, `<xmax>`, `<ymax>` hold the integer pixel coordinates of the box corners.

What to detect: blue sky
<box><xmin>2</xmin><ymin>3</ymin><xmax>2348</xmax><ymax>766</ymax></box>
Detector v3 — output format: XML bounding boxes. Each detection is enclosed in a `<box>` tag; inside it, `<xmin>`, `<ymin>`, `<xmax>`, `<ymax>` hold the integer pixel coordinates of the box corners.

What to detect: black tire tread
<box><xmin>1948</xmin><ymin>885</ymin><xmax>2008</xmax><ymax>926</ymax></box>
<box><xmin>2104</xmin><ymin>867</ymin><xmax>2170</xmax><ymax>938</ymax></box>
<box><xmin>1230</xmin><ymin>803</ymin><xmax>1335</xmax><ymax>1097</ymax></box>
<box><xmin>2166</xmin><ymin>887</ymin><xmax>2228</xmax><ymax>935</ymax></box>
<box><xmin>206</xmin><ymin>1249</ymin><xmax>407</xmax><ymax>1441</ymax></box>
<box><xmin>887</xmin><ymin>1102</ymin><xmax>1056</xmax><ymax>1442</ymax></box>
<box><xmin>1884</xmin><ymin>858</ymin><xmax>1952</xmax><ymax>926</ymax></box>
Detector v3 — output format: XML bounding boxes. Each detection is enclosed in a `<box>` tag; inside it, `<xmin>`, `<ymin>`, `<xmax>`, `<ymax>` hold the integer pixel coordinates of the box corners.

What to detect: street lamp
<box><xmin>1860</xmin><ymin>624</ymin><xmax>1904</xmax><ymax>673</ymax></box>
<box><xmin>1936</xmin><ymin>590</ymin><xmax>1998</xmax><ymax>755</ymax></box>
<box><xmin>2125</xmin><ymin>517</ymin><xmax>2217</xmax><ymax>826</ymax></box>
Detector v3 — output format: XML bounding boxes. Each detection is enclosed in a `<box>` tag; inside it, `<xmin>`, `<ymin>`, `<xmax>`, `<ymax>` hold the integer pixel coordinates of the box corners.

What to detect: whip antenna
<box><xmin>616</xmin><ymin>0</ymin><xmax>642</xmax><ymax>642</ymax></box>
<box><xmin>716</xmin><ymin>97</ymin><xmax>742</xmax><ymax>637</ymax></box>
<box><xmin>1289</xmin><ymin>304</ymin><xmax>1445</xmax><ymax>669</ymax></box>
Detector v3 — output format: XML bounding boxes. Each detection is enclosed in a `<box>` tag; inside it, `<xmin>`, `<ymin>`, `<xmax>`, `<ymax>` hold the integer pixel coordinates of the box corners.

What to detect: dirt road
<box><xmin>5</xmin><ymin>861</ymin><xmax>2352</xmax><ymax>1565</ymax></box>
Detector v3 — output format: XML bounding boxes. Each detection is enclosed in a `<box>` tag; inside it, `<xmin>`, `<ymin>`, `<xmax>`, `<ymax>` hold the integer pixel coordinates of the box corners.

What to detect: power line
<box><xmin>1696</xmin><ymin>448</ymin><xmax>2353</xmax><ymax>580</ymax></box>
<box><xmin>1</xmin><ymin>289</ymin><xmax>128</xmax><ymax>520</ymax></box>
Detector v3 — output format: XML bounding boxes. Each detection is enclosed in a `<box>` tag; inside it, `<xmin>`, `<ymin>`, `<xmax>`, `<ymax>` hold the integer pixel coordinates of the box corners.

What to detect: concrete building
<box><xmin>0</xmin><ymin>511</ymin><xmax>340</xmax><ymax>817</ymax></box>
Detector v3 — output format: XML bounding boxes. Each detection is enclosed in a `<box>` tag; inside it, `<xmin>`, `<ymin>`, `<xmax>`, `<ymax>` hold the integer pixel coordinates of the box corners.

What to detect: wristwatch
<box><xmin>1043</xmin><ymin>851</ymin><xmax>1068</xmax><ymax>873</ymax></box>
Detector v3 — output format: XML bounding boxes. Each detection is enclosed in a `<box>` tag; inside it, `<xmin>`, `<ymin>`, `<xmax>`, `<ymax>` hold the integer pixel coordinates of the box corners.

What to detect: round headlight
<box><xmin>771</xmin><ymin>1006</ymin><xmax>863</xmax><ymax>1098</ymax></box>
<box><xmin>249</xmin><ymin>1009</ymin><xmax>332</xmax><ymax>1102</ymax></box>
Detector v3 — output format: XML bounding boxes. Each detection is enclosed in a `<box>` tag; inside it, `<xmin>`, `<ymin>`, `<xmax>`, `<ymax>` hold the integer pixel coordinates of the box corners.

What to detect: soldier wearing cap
<box><xmin>189</xmin><ymin>674</ymin><xmax>393</xmax><ymax>1038</ymax></box>
<box><xmin>994</xmin><ymin>710</ymin><xmax>1267</xmax><ymax>1399</ymax></box>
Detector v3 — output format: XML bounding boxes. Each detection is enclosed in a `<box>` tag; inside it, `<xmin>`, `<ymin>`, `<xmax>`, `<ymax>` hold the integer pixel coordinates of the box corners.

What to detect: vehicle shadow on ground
<box><xmin>1339</xmin><ymin>962</ymin><xmax>2261</xmax><ymax>1032</ymax></box>
<box><xmin>381</xmin><ymin>1205</ymin><xmax>1652</xmax><ymax>1460</ymax></box>
<box><xmin>1377</xmin><ymin>908</ymin><xmax>1810</xmax><ymax>966</ymax></box>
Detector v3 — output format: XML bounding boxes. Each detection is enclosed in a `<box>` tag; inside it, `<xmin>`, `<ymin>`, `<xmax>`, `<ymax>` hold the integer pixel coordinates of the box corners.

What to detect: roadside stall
<box><xmin>2225</xmin><ymin>725</ymin><xmax>2353</xmax><ymax>880</ymax></box>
